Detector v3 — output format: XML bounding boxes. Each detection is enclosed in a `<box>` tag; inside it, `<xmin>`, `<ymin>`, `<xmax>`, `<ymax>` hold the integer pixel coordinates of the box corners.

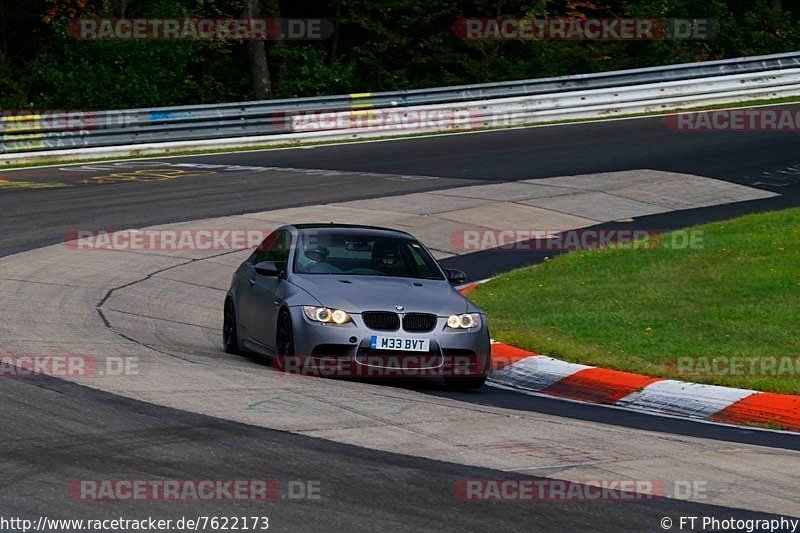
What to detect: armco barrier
<box><xmin>2</xmin><ymin>51</ymin><xmax>800</xmax><ymax>164</ymax></box>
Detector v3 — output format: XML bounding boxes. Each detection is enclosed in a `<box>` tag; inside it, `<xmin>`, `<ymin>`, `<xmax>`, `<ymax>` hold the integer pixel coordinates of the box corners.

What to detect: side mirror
<box><xmin>254</xmin><ymin>261</ymin><xmax>281</xmax><ymax>277</ymax></box>
<box><xmin>443</xmin><ymin>268</ymin><xmax>467</xmax><ymax>285</ymax></box>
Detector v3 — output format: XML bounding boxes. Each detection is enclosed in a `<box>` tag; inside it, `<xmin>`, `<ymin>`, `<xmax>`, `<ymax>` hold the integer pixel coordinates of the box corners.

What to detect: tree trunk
<box><xmin>330</xmin><ymin>0</ymin><xmax>341</xmax><ymax>65</ymax></box>
<box><xmin>246</xmin><ymin>0</ymin><xmax>271</xmax><ymax>99</ymax></box>
<box><xmin>115</xmin><ymin>0</ymin><xmax>130</xmax><ymax>17</ymax></box>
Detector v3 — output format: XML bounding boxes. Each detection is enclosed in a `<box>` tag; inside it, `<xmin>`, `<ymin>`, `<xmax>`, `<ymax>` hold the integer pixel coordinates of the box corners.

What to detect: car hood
<box><xmin>289</xmin><ymin>274</ymin><xmax>474</xmax><ymax>316</ymax></box>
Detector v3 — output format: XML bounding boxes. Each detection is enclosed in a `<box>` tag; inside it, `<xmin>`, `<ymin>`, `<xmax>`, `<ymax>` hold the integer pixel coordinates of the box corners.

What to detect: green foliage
<box><xmin>23</xmin><ymin>0</ymin><xmax>248</xmax><ymax>108</ymax></box>
<box><xmin>2</xmin><ymin>0</ymin><xmax>800</xmax><ymax>108</ymax></box>
<box><xmin>271</xmin><ymin>44</ymin><xmax>354</xmax><ymax>97</ymax></box>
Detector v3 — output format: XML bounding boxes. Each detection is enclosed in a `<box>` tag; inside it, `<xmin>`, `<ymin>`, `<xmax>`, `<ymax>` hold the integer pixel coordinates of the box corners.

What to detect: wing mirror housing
<box><xmin>443</xmin><ymin>268</ymin><xmax>467</xmax><ymax>285</ymax></box>
<box><xmin>254</xmin><ymin>261</ymin><xmax>281</xmax><ymax>277</ymax></box>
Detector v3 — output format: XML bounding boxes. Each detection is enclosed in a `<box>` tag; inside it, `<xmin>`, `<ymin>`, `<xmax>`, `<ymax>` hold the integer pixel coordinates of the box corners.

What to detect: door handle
<box><xmin>248</xmin><ymin>278</ymin><xmax>256</xmax><ymax>286</ymax></box>
<box><xmin>273</xmin><ymin>299</ymin><xmax>282</xmax><ymax>305</ymax></box>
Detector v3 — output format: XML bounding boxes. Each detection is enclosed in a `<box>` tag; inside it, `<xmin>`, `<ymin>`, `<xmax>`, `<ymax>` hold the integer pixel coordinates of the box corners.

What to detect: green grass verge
<box><xmin>2</xmin><ymin>95</ymin><xmax>800</xmax><ymax>170</ymax></box>
<box><xmin>470</xmin><ymin>208</ymin><xmax>800</xmax><ymax>394</ymax></box>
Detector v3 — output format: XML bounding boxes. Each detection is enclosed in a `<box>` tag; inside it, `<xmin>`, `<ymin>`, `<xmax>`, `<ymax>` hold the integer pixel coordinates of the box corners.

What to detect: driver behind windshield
<box><xmin>296</xmin><ymin>245</ymin><xmax>336</xmax><ymax>273</ymax></box>
<box><xmin>371</xmin><ymin>240</ymin><xmax>405</xmax><ymax>275</ymax></box>
<box><xmin>294</xmin><ymin>230</ymin><xmax>443</xmax><ymax>280</ymax></box>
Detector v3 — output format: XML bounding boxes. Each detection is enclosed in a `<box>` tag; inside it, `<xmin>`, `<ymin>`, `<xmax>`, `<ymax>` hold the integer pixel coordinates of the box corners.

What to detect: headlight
<box><xmin>446</xmin><ymin>313</ymin><xmax>481</xmax><ymax>329</ymax></box>
<box><xmin>304</xmin><ymin>306</ymin><xmax>352</xmax><ymax>325</ymax></box>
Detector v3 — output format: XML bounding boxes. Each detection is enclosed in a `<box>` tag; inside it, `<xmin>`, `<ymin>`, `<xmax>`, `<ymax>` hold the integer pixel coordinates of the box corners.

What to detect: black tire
<box><xmin>223</xmin><ymin>298</ymin><xmax>241</xmax><ymax>355</ymax></box>
<box><xmin>444</xmin><ymin>352</ymin><xmax>490</xmax><ymax>390</ymax></box>
<box><xmin>273</xmin><ymin>308</ymin><xmax>295</xmax><ymax>370</ymax></box>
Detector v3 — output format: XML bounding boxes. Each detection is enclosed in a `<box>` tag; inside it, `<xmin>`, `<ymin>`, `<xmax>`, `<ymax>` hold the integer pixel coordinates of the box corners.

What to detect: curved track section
<box><xmin>3</xmin><ymin>113</ymin><xmax>800</xmax><ymax>528</ymax></box>
<box><xmin>3</xmin><ymin>108</ymin><xmax>800</xmax><ymax>257</ymax></box>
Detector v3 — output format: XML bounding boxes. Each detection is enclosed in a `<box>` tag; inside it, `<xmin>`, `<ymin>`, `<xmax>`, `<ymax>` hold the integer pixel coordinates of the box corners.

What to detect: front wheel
<box><xmin>223</xmin><ymin>299</ymin><xmax>241</xmax><ymax>355</ymax></box>
<box><xmin>444</xmin><ymin>352</ymin><xmax>489</xmax><ymax>390</ymax></box>
<box><xmin>273</xmin><ymin>308</ymin><xmax>295</xmax><ymax>370</ymax></box>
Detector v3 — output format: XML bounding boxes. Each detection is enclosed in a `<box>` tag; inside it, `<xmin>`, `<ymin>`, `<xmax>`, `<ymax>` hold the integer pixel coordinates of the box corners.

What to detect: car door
<box><xmin>238</xmin><ymin>231</ymin><xmax>278</xmax><ymax>346</ymax></box>
<box><xmin>247</xmin><ymin>230</ymin><xmax>292</xmax><ymax>350</ymax></box>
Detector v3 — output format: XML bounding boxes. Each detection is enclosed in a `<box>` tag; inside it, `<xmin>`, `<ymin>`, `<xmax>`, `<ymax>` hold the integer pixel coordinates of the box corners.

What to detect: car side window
<box><xmin>252</xmin><ymin>230</ymin><xmax>291</xmax><ymax>272</ymax></box>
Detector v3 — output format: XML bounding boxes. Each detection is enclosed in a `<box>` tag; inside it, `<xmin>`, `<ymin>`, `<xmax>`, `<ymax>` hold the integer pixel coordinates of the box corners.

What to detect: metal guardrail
<box><xmin>2</xmin><ymin>51</ymin><xmax>800</xmax><ymax>156</ymax></box>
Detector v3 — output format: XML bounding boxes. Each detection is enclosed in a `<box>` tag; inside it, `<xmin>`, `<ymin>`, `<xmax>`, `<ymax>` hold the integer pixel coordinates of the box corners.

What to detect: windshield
<box><xmin>293</xmin><ymin>230</ymin><xmax>444</xmax><ymax>280</ymax></box>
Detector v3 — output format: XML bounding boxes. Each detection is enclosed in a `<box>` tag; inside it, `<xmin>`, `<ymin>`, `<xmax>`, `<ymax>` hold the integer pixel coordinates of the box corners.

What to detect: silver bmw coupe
<box><xmin>223</xmin><ymin>224</ymin><xmax>491</xmax><ymax>389</ymax></box>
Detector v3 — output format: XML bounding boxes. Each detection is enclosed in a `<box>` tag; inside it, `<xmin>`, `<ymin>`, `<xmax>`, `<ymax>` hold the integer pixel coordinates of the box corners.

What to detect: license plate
<box><xmin>370</xmin><ymin>335</ymin><xmax>430</xmax><ymax>352</ymax></box>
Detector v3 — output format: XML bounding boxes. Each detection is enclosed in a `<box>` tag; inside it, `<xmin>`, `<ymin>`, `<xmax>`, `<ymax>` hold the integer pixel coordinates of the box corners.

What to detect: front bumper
<box><xmin>283</xmin><ymin>307</ymin><xmax>490</xmax><ymax>378</ymax></box>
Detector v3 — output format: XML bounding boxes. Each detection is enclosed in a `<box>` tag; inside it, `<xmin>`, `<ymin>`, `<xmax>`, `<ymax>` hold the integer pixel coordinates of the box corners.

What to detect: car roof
<box><xmin>286</xmin><ymin>223</ymin><xmax>415</xmax><ymax>239</ymax></box>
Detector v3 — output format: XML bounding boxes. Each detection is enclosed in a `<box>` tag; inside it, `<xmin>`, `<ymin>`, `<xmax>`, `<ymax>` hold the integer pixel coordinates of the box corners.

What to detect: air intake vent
<box><xmin>402</xmin><ymin>313</ymin><xmax>437</xmax><ymax>332</ymax></box>
<box><xmin>362</xmin><ymin>311</ymin><xmax>400</xmax><ymax>331</ymax></box>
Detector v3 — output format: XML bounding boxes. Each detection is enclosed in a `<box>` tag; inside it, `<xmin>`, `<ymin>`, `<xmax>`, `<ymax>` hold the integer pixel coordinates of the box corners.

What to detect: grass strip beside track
<box><xmin>471</xmin><ymin>208</ymin><xmax>800</xmax><ymax>394</ymax></box>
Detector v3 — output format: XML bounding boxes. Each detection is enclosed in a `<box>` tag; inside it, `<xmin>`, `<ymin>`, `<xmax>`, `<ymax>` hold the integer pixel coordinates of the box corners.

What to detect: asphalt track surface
<box><xmin>5</xmin><ymin>374</ymin><xmax>794</xmax><ymax>533</ymax></box>
<box><xmin>3</xmin><ymin>114</ymin><xmax>800</xmax><ymax>531</ymax></box>
<box><xmin>3</xmin><ymin>111</ymin><xmax>800</xmax><ymax>258</ymax></box>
